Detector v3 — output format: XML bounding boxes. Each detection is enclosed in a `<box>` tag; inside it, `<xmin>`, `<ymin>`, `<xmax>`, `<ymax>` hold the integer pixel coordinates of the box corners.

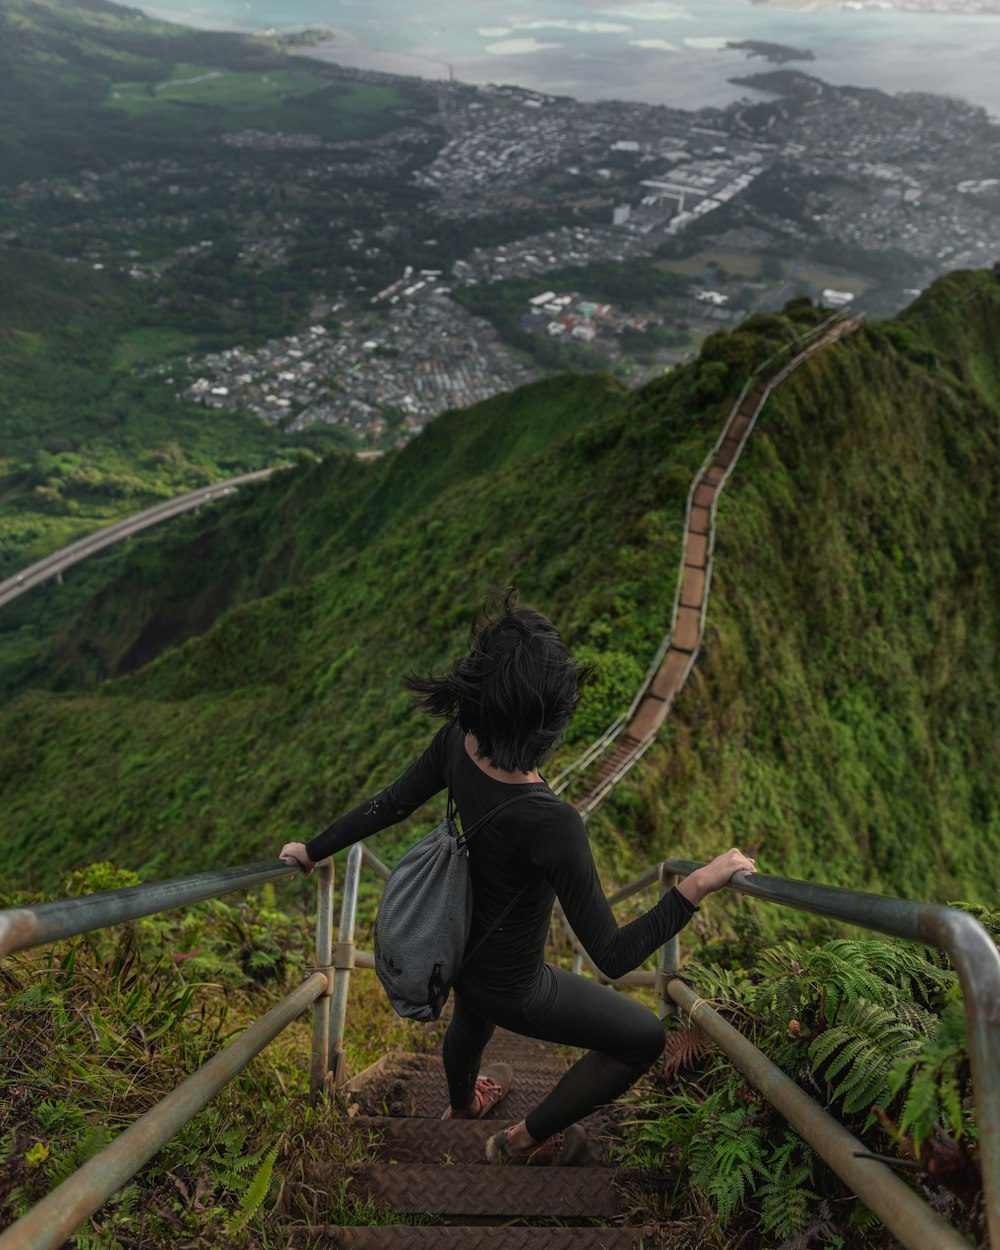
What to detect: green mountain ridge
<box><xmin>0</xmin><ymin>372</ymin><xmax>623</xmax><ymax>698</ymax></box>
<box><xmin>2</xmin><ymin>272</ymin><xmax>998</xmax><ymax>907</ymax></box>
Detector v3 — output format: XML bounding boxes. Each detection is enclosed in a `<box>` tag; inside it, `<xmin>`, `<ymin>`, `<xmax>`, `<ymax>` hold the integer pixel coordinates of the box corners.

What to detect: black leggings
<box><xmin>443</xmin><ymin>964</ymin><xmax>666</xmax><ymax>1141</ymax></box>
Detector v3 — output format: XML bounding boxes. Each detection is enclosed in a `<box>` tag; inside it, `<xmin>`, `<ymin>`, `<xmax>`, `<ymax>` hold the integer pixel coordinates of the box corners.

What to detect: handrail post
<box><xmin>329</xmin><ymin>843</ymin><xmax>362</xmax><ymax>1086</ymax></box>
<box><xmin>919</xmin><ymin>906</ymin><xmax>1000</xmax><ymax>1248</ymax></box>
<box><xmin>310</xmin><ymin>858</ymin><xmax>335</xmax><ymax>1099</ymax></box>
<box><xmin>658</xmin><ymin>862</ymin><xmax>679</xmax><ymax>1021</ymax></box>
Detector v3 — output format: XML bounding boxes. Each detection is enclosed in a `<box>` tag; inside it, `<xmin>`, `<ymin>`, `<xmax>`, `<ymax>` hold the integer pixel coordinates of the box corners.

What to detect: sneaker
<box><xmin>485</xmin><ymin>1122</ymin><xmax>587</xmax><ymax>1166</ymax></box>
<box><xmin>441</xmin><ymin>1062</ymin><xmax>513</xmax><ymax>1120</ymax></box>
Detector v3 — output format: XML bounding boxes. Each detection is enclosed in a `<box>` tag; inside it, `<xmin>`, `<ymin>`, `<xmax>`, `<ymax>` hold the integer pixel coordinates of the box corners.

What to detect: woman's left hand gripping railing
<box><xmin>0</xmin><ymin>855</ymin><xmax>338</xmax><ymax>1250</ymax></box>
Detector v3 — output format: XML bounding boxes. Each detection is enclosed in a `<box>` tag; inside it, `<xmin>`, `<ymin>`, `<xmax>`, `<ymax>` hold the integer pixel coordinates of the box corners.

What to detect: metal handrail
<box><xmin>1</xmin><ymin>302</ymin><xmax>989</xmax><ymax>1246</ymax></box>
<box><xmin>0</xmin><ymin>973</ymin><xmax>330</xmax><ymax>1250</ymax></box>
<box><xmin>666</xmin><ymin>978</ymin><xmax>970</xmax><ymax>1250</ymax></box>
<box><xmin>0</xmin><ymin>859</ymin><xmax>301</xmax><ymax>958</ymax></box>
<box><xmin>559</xmin><ymin>856</ymin><xmax>1000</xmax><ymax>1250</ymax></box>
<box><xmin>3</xmin><ymin>840</ymin><xmax>997</xmax><ymax>1249</ymax></box>
<box><xmin>0</xmin><ymin>856</ymin><xmax>338</xmax><ymax>1250</ymax></box>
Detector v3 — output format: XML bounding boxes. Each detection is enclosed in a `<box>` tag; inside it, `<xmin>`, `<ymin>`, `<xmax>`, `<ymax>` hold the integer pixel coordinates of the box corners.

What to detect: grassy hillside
<box><xmin>1</xmin><ymin>274</ymin><xmax>998</xmax><ymax>911</ymax></box>
<box><xmin>0</xmin><ymin>373</ymin><xmax>624</xmax><ymax>700</ymax></box>
<box><xmin>1</xmin><ymin>305</ymin><xmax>805</xmax><ymax>883</ymax></box>
<box><xmin>601</xmin><ymin>271</ymin><xmax>1000</xmax><ymax>903</ymax></box>
<box><xmin>1</xmin><ymin>278</ymin><xmax>998</xmax><ymax>1250</ymax></box>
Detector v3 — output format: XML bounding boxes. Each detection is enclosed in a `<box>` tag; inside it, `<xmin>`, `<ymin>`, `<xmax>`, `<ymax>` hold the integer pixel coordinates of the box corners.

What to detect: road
<box><xmin>0</xmin><ymin>468</ymin><xmax>278</xmax><ymax>611</ymax></box>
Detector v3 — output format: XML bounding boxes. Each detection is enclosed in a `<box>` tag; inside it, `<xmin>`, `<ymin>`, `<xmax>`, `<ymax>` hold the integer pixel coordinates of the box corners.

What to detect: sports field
<box><xmin>104</xmin><ymin>63</ymin><xmax>409</xmax><ymax>139</ymax></box>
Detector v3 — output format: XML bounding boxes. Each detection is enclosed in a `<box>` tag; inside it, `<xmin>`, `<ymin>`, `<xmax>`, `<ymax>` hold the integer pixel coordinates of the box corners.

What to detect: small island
<box><xmin>727</xmin><ymin>40</ymin><xmax>815</xmax><ymax>64</ymax></box>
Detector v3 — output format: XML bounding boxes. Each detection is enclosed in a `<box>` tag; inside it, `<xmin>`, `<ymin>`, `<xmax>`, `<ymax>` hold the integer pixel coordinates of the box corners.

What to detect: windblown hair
<box><xmin>404</xmin><ymin>590</ymin><xmax>590</xmax><ymax>773</ymax></box>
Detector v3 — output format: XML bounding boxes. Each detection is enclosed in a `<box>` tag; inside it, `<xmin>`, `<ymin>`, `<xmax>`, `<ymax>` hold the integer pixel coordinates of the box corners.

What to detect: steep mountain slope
<box><xmin>0</xmin><ymin>374</ymin><xmax>624</xmax><ymax>700</ymax></box>
<box><xmin>1</xmin><ymin>276</ymin><xmax>997</xmax><ymax>910</ymax></box>
<box><xmin>604</xmin><ymin>272</ymin><xmax>1000</xmax><ymax>902</ymax></box>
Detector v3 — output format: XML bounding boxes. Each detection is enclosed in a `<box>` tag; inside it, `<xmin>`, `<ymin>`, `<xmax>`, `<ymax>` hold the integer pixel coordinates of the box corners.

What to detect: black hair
<box><xmin>404</xmin><ymin>589</ymin><xmax>591</xmax><ymax>773</ymax></box>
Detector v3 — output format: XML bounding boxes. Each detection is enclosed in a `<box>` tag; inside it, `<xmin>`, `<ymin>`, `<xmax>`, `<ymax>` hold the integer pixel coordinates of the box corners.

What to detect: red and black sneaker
<box><xmin>485</xmin><ymin>1123</ymin><xmax>586</xmax><ymax>1166</ymax></box>
<box><xmin>441</xmin><ymin>1062</ymin><xmax>513</xmax><ymax>1120</ymax></box>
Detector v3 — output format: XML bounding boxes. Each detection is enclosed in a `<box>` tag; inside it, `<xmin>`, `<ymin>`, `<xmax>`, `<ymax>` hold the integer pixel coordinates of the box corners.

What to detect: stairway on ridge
<box><xmin>574</xmin><ymin>735</ymin><xmax>642</xmax><ymax>809</ymax></box>
<box><xmin>285</xmin><ymin>1027</ymin><xmax>658</xmax><ymax>1250</ymax></box>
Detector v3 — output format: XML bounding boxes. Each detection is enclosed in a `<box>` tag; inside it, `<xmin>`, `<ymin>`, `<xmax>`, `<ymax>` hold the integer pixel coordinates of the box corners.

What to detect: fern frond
<box><xmin>226</xmin><ymin>1141</ymin><xmax>280</xmax><ymax>1234</ymax></box>
<box><xmin>809</xmin><ymin>999</ymin><xmax>921</xmax><ymax>1117</ymax></box>
<box><xmin>893</xmin><ymin>996</ymin><xmax>972</xmax><ymax>1149</ymax></box>
<box><xmin>662</xmin><ymin>1026</ymin><xmax>715</xmax><ymax>1083</ymax></box>
<box><xmin>758</xmin><ymin>1163</ymin><xmax>818</xmax><ymax>1240</ymax></box>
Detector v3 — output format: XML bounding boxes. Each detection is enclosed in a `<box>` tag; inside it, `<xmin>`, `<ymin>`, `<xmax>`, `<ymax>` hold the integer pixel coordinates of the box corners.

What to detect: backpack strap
<box><xmin>454</xmin><ymin>791</ymin><xmax>538</xmax><ymax>850</ymax></box>
<box><xmin>457</xmin><ymin>878</ymin><xmax>533</xmax><ymax>976</ymax></box>
<box><xmin>451</xmin><ymin>789</ymin><xmax>542</xmax><ymax>976</ymax></box>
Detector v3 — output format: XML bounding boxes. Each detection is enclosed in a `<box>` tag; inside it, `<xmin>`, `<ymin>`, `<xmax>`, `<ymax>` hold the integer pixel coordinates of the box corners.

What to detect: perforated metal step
<box><xmin>351</xmin><ymin>1116</ymin><xmax>609</xmax><ymax>1167</ymax></box>
<box><xmin>283</xmin><ymin>1226</ymin><xmax>658</xmax><ymax>1249</ymax></box>
<box><xmin>347</xmin><ymin>1164</ymin><xmax>627</xmax><ymax>1218</ymax></box>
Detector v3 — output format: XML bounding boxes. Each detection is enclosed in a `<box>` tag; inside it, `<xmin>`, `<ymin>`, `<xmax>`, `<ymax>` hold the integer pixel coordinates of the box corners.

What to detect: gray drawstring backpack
<box><xmin>374</xmin><ymin>791</ymin><xmax>532</xmax><ymax>1021</ymax></box>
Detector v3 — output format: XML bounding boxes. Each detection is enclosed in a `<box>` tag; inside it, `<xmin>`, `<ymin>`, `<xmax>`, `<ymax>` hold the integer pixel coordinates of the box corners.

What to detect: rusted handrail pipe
<box><xmin>667</xmin><ymin>857</ymin><xmax>1000</xmax><ymax>1246</ymax></box>
<box><xmin>0</xmin><ymin>860</ymin><xmax>300</xmax><ymax>959</ymax></box>
<box><xmin>0</xmin><ymin>973</ymin><xmax>329</xmax><ymax>1250</ymax></box>
<box><xmin>667</xmin><ymin>978</ymin><xmax>972</xmax><ymax>1250</ymax></box>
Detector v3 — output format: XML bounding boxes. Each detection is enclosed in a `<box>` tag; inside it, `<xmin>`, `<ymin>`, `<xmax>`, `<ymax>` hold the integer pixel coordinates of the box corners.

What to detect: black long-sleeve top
<box><xmin>306</xmin><ymin>722</ymin><xmax>697</xmax><ymax>996</ymax></box>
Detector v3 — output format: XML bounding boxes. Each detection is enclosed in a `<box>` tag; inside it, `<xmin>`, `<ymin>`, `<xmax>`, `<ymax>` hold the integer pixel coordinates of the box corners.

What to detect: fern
<box><xmin>751</xmin><ymin>1128</ymin><xmax>820</xmax><ymax>1240</ymax></box>
<box><xmin>683</xmin><ymin>960</ymin><xmax>753</xmax><ymax>1007</ymax></box>
<box><xmin>661</xmin><ymin>1025</ymin><xmax>715</xmax><ymax>1083</ymax></box>
<box><xmin>809</xmin><ymin>998</ymin><xmax>922</xmax><ymax>1119</ymax></box>
<box><xmin>888</xmin><ymin>994</ymin><xmax>971</xmax><ymax>1150</ymax></box>
<box><xmin>750</xmin><ymin>937</ymin><xmax>956</xmax><ymax>1039</ymax></box>
<box><xmin>46</xmin><ymin>1126</ymin><xmax>113</xmax><ymax>1188</ymax></box>
<box><xmin>687</xmin><ymin>1094</ymin><xmax>767</xmax><ymax>1222</ymax></box>
<box><xmin>226</xmin><ymin>1141</ymin><xmax>280</xmax><ymax>1234</ymax></box>
<box><xmin>110</xmin><ymin>1184</ymin><xmax>140</xmax><ymax>1219</ymax></box>
<box><xmin>758</xmin><ymin>1161</ymin><xmax>819</xmax><ymax>1240</ymax></box>
<box><xmin>34</xmin><ymin>1098</ymin><xmax>86</xmax><ymax>1135</ymax></box>
<box><xmin>776</xmin><ymin>1199</ymin><xmax>840</xmax><ymax>1250</ymax></box>
<box><xmin>70</xmin><ymin>1233</ymin><xmax>119</xmax><ymax>1250</ymax></box>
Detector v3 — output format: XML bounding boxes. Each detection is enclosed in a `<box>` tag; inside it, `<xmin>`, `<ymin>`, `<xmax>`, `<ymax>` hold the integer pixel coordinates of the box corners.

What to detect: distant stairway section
<box><xmin>556</xmin><ymin>316</ymin><xmax>860</xmax><ymax>818</ymax></box>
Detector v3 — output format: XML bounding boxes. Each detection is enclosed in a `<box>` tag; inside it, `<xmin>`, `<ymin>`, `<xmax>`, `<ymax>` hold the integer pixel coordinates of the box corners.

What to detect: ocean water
<box><xmin>138</xmin><ymin>0</ymin><xmax>1000</xmax><ymax>118</ymax></box>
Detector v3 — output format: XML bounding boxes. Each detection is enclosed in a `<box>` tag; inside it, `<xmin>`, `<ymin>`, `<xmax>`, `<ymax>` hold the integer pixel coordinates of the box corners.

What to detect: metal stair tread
<box><xmin>349</xmin><ymin>1116</ymin><xmax>611</xmax><ymax>1166</ymax></box>
<box><xmin>348</xmin><ymin>1163</ymin><xmax>628</xmax><ymax>1217</ymax></box>
<box><xmin>348</xmin><ymin>1051</ymin><xmax>584</xmax><ymax>1120</ymax></box>
<box><xmin>282</xmin><ymin>1225</ymin><xmax>658</xmax><ymax>1248</ymax></box>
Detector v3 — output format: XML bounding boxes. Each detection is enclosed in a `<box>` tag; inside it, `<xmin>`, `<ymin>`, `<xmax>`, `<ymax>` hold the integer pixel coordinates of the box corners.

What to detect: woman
<box><xmin>280</xmin><ymin>593</ymin><xmax>755</xmax><ymax>1166</ymax></box>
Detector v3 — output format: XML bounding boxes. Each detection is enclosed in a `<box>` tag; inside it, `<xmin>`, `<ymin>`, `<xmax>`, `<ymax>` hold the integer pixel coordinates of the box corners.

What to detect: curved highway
<box><xmin>0</xmin><ymin>468</ymin><xmax>278</xmax><ymax>611</ymax></box>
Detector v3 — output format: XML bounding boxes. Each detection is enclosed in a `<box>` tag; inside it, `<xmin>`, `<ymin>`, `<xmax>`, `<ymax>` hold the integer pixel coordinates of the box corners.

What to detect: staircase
<box><xmin>285</xmin><ymin>1028</ymin><xmax>656</xmax><ymax>1249</ymax></box>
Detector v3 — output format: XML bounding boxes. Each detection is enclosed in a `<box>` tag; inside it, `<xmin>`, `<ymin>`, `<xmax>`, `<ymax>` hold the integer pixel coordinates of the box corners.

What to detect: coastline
<box><xmin>754</xmin><ymin>0</ymin><xmax>999</xmax><ymax>12</ymax></box>
<box><xmin>132</xmin><ymin>1</ymin><xmax>1000</xmax><ymax>119</ymax></box>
